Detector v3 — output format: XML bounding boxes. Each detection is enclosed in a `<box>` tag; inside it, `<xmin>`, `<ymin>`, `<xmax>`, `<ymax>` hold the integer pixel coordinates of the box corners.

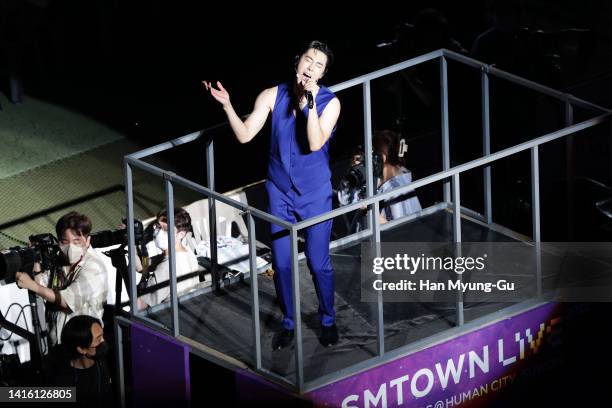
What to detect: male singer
<box><xmin>204</xmin><ymin>40</ymin><xmax>341</xmax><ymax>349</ymax></box>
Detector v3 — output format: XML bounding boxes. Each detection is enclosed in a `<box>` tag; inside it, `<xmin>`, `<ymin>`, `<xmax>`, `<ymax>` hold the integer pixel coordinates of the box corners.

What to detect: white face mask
<box><xmin>154</xmin><ymin>229</ymin><xmax>168</xmax><ymax>251</ymax></box>
<box><xmin>61</xmin><ymin>243</ymin><xmax>85</xmax><ymax>265</ymax></box>
<box><xmin>154</xmin><ymin>229</ymin><xmax>187</xmax><ymax>251</ymax></box>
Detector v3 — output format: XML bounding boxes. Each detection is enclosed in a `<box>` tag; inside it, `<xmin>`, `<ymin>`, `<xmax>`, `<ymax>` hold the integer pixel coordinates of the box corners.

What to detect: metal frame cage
<box><xmin>116</xmin><ymin>48</ymin><xmax>611</xmax><ymax>399</ymax></box>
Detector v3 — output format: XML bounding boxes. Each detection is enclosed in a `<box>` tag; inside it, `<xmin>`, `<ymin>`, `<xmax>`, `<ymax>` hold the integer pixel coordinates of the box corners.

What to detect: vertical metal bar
<box><xmin>165</xmin><ymin>175</ymin><xmax>179</xmax><ymax>337</ymax></box>
<box><xmin>440</xmin><ymin>56</ymin><xmax>451</xmax><ymax>203</ymax></box>
<box><xmin>452</xmin><ymin>174</ymin><xmax>464</xmax><ymax>326</ymax></box>
<box><xmin>452</xmin><ymin>173</ymin><xmax>462</xmax><ymax>244</ymax></box>
<box><xmin>531</xmin><ymin>146</ymin><xmax>541</xmax><ymax>243</ymax></box>
<box><xmin>482</xmin><ymin>69</ymin><xmax>493</xmax><ymax>224</ymax></box>
<box><xmin>246</xmin><ymin>211</ymin><xmax>262</xmax><ymax>370</ymax></box>
<box><xmin>206</xmin><ymin>138</ymin><xmax>219</xmax><ymax>290</ymax></box>
<box><xmin>363</xmin><ymin>80</ymin><xmax>385</xmax><ymax>356</ymax></box>
<box><xmin>370</xmin><ymin>200</ymin><xmax>384</xmax><ymax>356</ymax></box>
<box><xmin>114</xmin><ymin>318</ymin><xmax>125</xmax><ymax>408</ymax></box>
<box><xmin>535</xmin><ymin>242</ymin><xmax>542</xmax><ymax>298</ymax></box>
<box><xmin>364</xmin><ymin>80</ymin><xmax>374</xmax><ymax>229</ymax></box>
<box><xmin>124</xmin><ymin>160</ymin><xmax>137</xmax><ymax>315</ymax></box>
<box><xmin>531</xmin><ymin>144</ymin><xmax>542</xmax><ymax>299</ymax></box>
<box><xmin>565</xmin><ymin>100</ymin><xmax>575</xmax><ymax>240</ymax></box>
<box><xmin>610</xmin><ymin>120</ymin><xmax>612</xmax><ymax>188</ymax></box>
<box><xmin>290</xmin><ymin>227</ymin><xmax>304</xmax><ymax>391</ymax></box>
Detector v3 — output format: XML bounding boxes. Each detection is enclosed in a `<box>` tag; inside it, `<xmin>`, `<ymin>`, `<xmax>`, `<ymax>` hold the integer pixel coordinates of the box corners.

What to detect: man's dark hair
<box><xmin>61</xmin><ymin>315</ymin><xmax>101</xmax><ymax>359</ymax></box>
<box><xmin>157</xmin><ymin>207</ymin><xmax>192</xmax><ymax>233</ymax></box>
<box><xmin>296</xmin><ymin>40</ymin><xmax>334</xmax><ymax>74</ymax></box>
<box><xmin>56</xmin><ymin>211</ymin><xmax>92</xmax><ymax>239</ymax></box>
<box><xmin>373</xmin><ymin>130</ymin><xmax>406</xmax><ymax>167</ymax></box>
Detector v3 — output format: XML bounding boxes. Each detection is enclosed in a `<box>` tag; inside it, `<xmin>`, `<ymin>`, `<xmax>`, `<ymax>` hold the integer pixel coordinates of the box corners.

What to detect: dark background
<box><xmin>2</xmin><ymin>1</ymin><xmax>612</xmax><ymax>405</ymax></box>
<box><xmin>3</xmin><ymin>0</ymin><xmax>612</xmax><ymax>241</ymax></box>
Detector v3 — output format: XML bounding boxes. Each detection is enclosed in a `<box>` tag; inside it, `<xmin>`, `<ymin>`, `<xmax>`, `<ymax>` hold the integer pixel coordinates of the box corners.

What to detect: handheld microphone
<box><xmin>306</xmin><ymin>91</ymin><xmax>314</xmax><ymax>109</ymax></box>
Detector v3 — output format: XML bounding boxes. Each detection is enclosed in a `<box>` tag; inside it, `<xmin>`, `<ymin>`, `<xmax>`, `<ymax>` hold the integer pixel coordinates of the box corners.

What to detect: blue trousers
<box><xmin>266</xmin><ymin>180</ymin><xmax>335</xmax><ymax>330</ymax></box>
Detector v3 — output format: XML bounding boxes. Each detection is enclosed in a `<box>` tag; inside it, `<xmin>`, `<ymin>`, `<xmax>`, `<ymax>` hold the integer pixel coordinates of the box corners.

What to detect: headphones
<box><xmin>398</xmin><ymin>139</ymin><xmax>408</xmax><ymax>158</ymax></box>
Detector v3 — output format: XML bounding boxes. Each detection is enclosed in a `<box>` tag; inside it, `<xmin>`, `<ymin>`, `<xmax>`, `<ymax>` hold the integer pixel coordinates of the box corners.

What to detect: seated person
<box><xmin>51</xmin><ymin>315</ymin><xmax>113</xmax><ymax>408</ymax></box>
<box><xmin>137</xmin><ymin>207</ymin><xmax>200</xmax><ymax>309</ymax></box>
<box><xmin>374</xmin><ymin>130</ymin><xmax>422</xmax><ymax>223</ymax></box>
<box><xmin>16</xmin><ymin>212</ymin><xmax>108</xmax><ymax>346</ymax></box>
<box><xmin>338</xmin><ymin>130</ymin><xmax>421</xmax><ymax>228</ymax></box>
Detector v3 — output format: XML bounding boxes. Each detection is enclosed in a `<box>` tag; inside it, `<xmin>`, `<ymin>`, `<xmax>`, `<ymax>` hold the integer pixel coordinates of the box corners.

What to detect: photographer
<box><xmin>137</xmin><ymin>207</ymin><xmax>200</xmax><ymax>309</ymax></box>
<box><xmin>339</xmin><ymin>130</ymin><xmax>421</xmax><ymax>228</ymax></box>
<box><xmin>15</xmin><ymin>212</ymin><xmax>108</xmax><ymax>346</ymax></box>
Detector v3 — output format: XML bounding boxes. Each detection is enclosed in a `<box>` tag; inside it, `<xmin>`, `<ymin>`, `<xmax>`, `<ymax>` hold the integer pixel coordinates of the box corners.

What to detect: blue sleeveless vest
<box><xmin>268</xmin><ymin>82</ymin><xmax>337</xmax><ymax>194</ymax></box>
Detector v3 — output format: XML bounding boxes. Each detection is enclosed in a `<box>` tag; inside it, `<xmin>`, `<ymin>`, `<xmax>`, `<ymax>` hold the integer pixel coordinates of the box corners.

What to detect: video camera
<box><xmin>89</xmin><ymin>218</ymin><xmax>147</xmax><ymax>248</ymax></box>
<box><xmin>0</xmin><ymin>234</ymin><xmax>61</xmax><ymax>283</ymax></box>
<box><xmin>339</xmin><ymin>146</ymin><xmax>384</xmax><ymax>196</ymax></box>
<box><xmin>0</xmin><ymin>218</ymin><xmax>149</xmax><ymax>283</ymax></box>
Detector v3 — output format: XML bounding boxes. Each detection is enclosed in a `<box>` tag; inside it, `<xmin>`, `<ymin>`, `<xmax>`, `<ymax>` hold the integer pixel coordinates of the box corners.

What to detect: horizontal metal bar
<box><xmin>125</xmin><ymin>157</ymin><xmax>293</xmax><ymax>229</ymax></box>
<box><xmin>125</xmin><ymin>156</ymin><xmax>166</xmax><ymax>177</ymax></box>
<box><xmin>177</xmin><ymin>334</ymin><xmax>250</xmax><ymax>371</ymax></box>
<box><xmin>380</xmin><ymin>202</ymin><xmax>447</xmax><ymax>232</ymax></box>
<box><xmin>130</xmin><ymin>314</ymin><xmax>171</xmax><ymax>334</ymax></box>
<box><xmin>127</xmin><ymin>130</ymin><xmax>203</xmax><ymax>160</ymax></box>
<box><xmin>293</xmin><ymin>113</ymin><xmax>609</xmax><ymax>230</ymax></box>
<box><xmin>329</xmin><ymin>50</ymin><xmax>443</xmax><ymax>93</ymax></box>
<box><xmin>254</xmin><ymin>368</ymin><xmax>297</xmax><ymax>390</ymax></box>
<box><xmin>459</xmin><ymin>206</ymin><xmax>487</xmax><ymax>223</ymax></box>
<box><xmin>442</xmin><ymin>49</ymin><xmax>612</xmax><ymax>114</ymax></box>
<box><xmin>328</xmin><ymin>203</ymin><xmax>447</xmax><ymax>252</ymax></box>
<box><xmin>567</xmin><ymin>94</ymin><xmax>612</xmax><ymax>115</ymax></box>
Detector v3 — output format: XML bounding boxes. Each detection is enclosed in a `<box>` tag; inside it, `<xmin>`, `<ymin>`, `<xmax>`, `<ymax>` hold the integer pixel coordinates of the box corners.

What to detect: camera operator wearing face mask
<box><xmin>15</xmin><ymin>212</ymin><xmax>108</xmax><ymax>346</ymax></box>
<box><xmin>137</xmin><ymin>207</ymin><xmax>200</xmax><ymax>309</ymax></box>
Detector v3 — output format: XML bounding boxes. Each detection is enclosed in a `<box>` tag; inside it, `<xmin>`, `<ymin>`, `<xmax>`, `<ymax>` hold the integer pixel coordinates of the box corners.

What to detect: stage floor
<box><xmin>147</xmin><ymin>209</ymin><xmax>528</xmax><ymax>383</ymax></box>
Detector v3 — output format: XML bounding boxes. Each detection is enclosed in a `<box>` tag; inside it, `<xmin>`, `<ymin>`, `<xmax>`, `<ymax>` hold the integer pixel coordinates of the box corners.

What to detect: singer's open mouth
<box><xmin>303</xmin><ymin>73</ymin><xmax>312</xmax><ymax>79</ymax></box>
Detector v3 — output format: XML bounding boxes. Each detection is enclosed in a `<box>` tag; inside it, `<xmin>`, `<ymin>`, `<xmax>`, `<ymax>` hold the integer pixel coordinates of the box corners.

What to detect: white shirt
<box><xmin>50</xmin><ymin>246</ymin><xmax>108</xmax><ymax>345</ymax></box>
<box><xmin>139</xmin><ymin>250</ymin><xmax>200</xmax><ymax>307</ymax></box>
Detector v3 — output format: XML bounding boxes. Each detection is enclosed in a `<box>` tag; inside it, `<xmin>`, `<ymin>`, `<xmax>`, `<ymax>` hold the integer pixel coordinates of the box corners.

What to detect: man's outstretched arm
<box><xmin>203</xmin><ymin>81</ymin><xmax>274</xmax><ymax>143</ymax></box>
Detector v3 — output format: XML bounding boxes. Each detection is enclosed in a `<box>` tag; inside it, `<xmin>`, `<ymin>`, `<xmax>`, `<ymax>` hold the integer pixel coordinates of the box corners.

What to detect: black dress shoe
<box><xmin>319</xmin><ymin>324</ymin><xmax>339</xmax><ymax>347</ymax></box>
<box><xmin>272</xmin><ymin>328</ymin><xmax>294</xmax><ymax>350</ymax></box>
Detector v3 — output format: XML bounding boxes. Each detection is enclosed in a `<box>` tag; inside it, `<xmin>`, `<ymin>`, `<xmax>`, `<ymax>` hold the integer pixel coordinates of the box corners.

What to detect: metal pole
<box><xmin>363</xmin><ymin>81</ymin><xmax>385</xmax><ymax>357</ymax></box>
<box><xmin>535</xmin><ymin>242</ymin><xmax>542</xmax><ymax>298</ymax></box>
<box><xmin>452</xmin><ymin>173</ymin><xmax>464</xmax><ymax>326</ymax></box>
<box><xmin>246</xmin><ymin>211</ymin><xmax>262</xmax><ymax>370</ymax></box>
<box><xmin>165</xmin><ymin>175</ymin><xmax>179</xmax><ymax>337</ymax></box>
<box><xmin>114</xmin><ymin>317</ymin><xmax>126</xmax><ymax>408</ymax></box>
<box><xmin>531</xmin><ymin>146</ymin><xmax>541</xmax><ymax>243</ymax></box>
<box><xmin>371</xmin><ymin>200</ymin><xmax>384</xmax><ymax>356</ymax></box>
<box><xmin>206</xmin><ymin>138</ymin><xmax>219</xmax><ymax>290</ymax></box>
<box><xmin>441</xmin><ymin>56</ymin><xmax>451</xmax><ymax>203</ymax></box>
<box><xmin>482</xmin><ymin>69</ymin><xmax>493</xmax><ymax>224</ymax></box>
<box><xmin>565</xmin><ymin>100</ymin><xmax>574</xmax><ymax>240</ymax></box>
<box><xmin>123</xmin><ymin>159</ymin><xmax>138</xmax><ymax>315</ymax></box>
<box><xmin>290</xmin><ymin>227</ymin><xmax>304</xmax><ymax>391</ymax></box>
<box><xmin>532</xmin><ymin>145</ymin><xmax>542</xmax><ymax>298</ymax></box>
<box><xmin>364</xmin><ymin>80</ymin><xmax>374</xmax><ymax>230</ymax></box>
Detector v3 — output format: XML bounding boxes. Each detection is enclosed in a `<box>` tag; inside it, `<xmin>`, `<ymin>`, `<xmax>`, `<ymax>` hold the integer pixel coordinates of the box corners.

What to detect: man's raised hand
<box><xmin>203</xmin><ymin>80</ymin><xmax>231</xmax><ymax>109</ymax></box>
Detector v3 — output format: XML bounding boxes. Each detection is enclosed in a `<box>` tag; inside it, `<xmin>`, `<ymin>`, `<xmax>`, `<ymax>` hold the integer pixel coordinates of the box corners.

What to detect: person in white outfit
<box><xmin>137</xmin><ymin>207</ymin><xmax>200</xmax><ymax>309</ymax></box>
<box><xmin>16</xmin><ymin>212</ymin><xmax>108</xmax><ymax>345</ymax></box>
